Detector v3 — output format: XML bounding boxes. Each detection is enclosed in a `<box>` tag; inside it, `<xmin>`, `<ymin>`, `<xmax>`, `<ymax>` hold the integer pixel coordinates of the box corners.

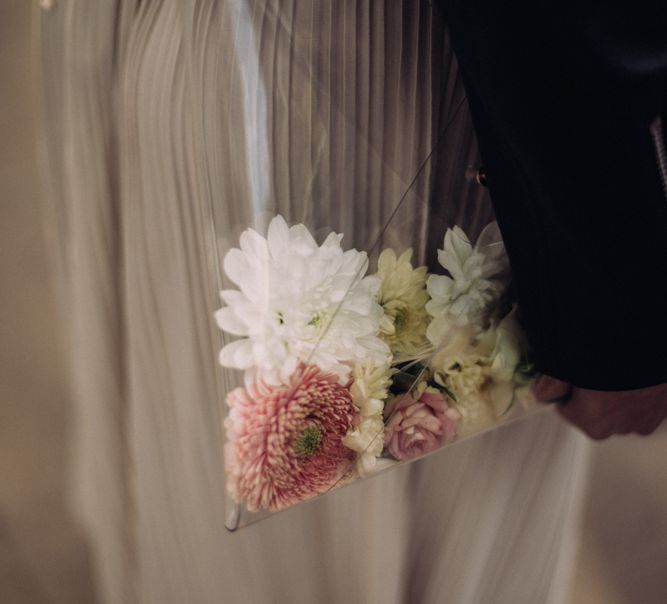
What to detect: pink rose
<box><xmin>384</xmin><ymin>390</ymin><xmax>460</xmax><ymax>461</ymax></box>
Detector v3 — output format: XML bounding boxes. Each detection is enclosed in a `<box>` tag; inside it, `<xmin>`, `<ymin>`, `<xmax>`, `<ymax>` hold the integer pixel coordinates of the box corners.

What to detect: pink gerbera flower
<box><xmin>224</xmin><ymin>365</ymin><xmax>357</xmax><ymax>512</ymax></box>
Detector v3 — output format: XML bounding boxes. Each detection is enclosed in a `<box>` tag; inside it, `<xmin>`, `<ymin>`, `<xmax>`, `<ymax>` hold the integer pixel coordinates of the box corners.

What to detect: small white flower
<box><xmin>375</xmin><ymin>248</ymin><xmax>431</xmax><ymax>359</ymax></box>
<box><xmin>215</xmin><ymin>215</ymin><xmax>390</xmax><ymax>384</ymax></box>
<box><xmin>343</xmin><ymin>359</ymin><xmax>394</xmax><ymax>476</ymax></box>
<box><xmin>426</xmin><ymin>223</ymin><xmax>509</xmax><ymax>346</ymax></box>
<box><xmin>342</xmin><ymin>415</ymin><xmax>385</xmax><ymax>477</ymax></box>
<box><xmin>349</xmin><ymin>359</ymin><xmax>395</xmax><ymax>416</ymax></box>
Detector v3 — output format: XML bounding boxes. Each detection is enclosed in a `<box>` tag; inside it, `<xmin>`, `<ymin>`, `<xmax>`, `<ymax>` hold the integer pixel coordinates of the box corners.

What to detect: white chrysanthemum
<box><xmin>343</xmin><ymin>360</ymin><xmax>394</xmax><ymax>476</ymax></box>
<box><xmin>426</xmin><ymin>223</ymin><xmax>509</xmax><ymax>346</ymax></box>
<box><xmin>375</xmin><ymin>248</ymin><xmax>431</xmax><ymax>359</ymax></box>
<box><xmin>215</xmin><ymin>215</ymin><xmax>390</xmax><ymax>384</ymax></box>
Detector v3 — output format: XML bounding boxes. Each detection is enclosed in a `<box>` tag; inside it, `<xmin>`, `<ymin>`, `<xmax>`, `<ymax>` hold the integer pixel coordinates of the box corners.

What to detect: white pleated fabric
<box><xmin>38</xmin><ymin>2</ymin><xmax>590</xmax><ymax>603</ymax></box>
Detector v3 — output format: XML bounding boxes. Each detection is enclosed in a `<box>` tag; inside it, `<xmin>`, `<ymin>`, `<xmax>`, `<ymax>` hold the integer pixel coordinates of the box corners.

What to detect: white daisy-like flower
<box><xmin>375</xmin><ymin>248</ymin><xmax>431</xmax><ymax>359</ymax></box>
<box><xmin>215</xmin><ymin>215</ymin><xmax>391</xmax><ymax>384</ymax></box>
<box><xmin>425</xmin><ymin>223</ymin><xmax>509</xmax><ymax>346</ymax></box>
<box><xmin>342</xmin><ymin>359</ymin><xmax>394</xmax><ymax>476</ymax></box>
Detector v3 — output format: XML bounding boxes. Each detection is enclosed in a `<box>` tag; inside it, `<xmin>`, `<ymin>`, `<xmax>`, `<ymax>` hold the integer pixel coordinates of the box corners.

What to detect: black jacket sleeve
<box><xmin>440</xmin><ymin>1</ymin><xmax>667</xmax><ymax>390</ymax></box>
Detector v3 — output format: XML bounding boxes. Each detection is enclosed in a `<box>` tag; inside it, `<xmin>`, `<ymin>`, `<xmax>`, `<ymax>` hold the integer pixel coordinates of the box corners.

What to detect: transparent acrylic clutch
<box><xmin>204</xmin><ymin>2</ymin><xmax>545</xmax><ymax>530</ymax></box>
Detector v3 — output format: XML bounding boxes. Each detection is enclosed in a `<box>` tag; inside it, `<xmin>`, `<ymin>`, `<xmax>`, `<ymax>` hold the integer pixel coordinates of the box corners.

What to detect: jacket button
<box><xmin>466</xmin><ymin>166</ymin><xmax>487</xmax><ymax>187</ymax></box>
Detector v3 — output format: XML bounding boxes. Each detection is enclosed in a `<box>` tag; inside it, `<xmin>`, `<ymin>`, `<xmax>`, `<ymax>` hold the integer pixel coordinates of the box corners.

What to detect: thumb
<box><xmin>532</xmin><ymin>375</ymin><xmax>573</xmax><ymax>403</ymax></box>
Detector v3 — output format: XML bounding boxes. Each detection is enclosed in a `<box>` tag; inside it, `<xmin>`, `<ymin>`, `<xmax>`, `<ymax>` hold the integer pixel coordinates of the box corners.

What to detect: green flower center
<box><xmin>308</xmin><ymin>312</ymin><xmax>324</xmax><ymax>328</ymax></box>
<box><xmin>295</xmin><ymin>425</ymin><xmax>323</xmax><ymax>457</ymax></box>
<box><xmin>394</xmin><ymin>307</ymin><xmax>408</xmax><ymax>332</ymax></box>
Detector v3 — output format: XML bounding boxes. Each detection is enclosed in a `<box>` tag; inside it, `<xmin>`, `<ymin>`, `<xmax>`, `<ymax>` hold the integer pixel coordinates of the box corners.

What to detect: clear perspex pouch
<box><xmin>205</xmin><ymin>3</ymin><xmax>545</xmax><ymax>530</ymax></box>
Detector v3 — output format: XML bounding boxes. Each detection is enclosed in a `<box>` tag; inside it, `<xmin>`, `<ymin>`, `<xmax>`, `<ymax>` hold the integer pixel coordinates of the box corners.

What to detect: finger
<box><xmin>635</xmin><ymin>414</ymin><xmax>665</xmax><ymax>436</ymax></box>
<box><xmin>558</xmin><ymin>408</ymin><xmax>614</xmax><ymax>439</ymax></box>
<box><xmin>532</xmin><ymin>375</ymin><xmax>573</xmax><ymax>403</ymax></box>
<box><xmin>635</xmin><ymin>424</ymin><xmax>658</xmax><ymax>436</ymax></box>
<box><xmin>556</xmin><ymin>390</ymin><xmax>614</xmax><ymax>440</ymax></box>
<box><xmin>558</xmin><ymin>412</ymin><xmax>613</xmax><ymax>439</ymax></box>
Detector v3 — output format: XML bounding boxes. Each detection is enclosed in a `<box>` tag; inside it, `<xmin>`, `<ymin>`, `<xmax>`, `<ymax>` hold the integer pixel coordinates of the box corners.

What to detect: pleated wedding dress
<box><xmin>38</xmin><ymin>2</ymin><xmax>589</xmax><ymax>602</ymax></box>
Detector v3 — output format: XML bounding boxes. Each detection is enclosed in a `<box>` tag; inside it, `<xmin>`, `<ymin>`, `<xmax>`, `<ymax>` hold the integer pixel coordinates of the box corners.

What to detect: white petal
<box><xmin>214</xmin><ymin>307</ymin><xmax>248</xmax><ymax>336</ymax></box>
<box><xmin>476</xmin><ymin>222</ymin><xmax>503</xmax><ymax>254</ymax></box>
<box><xmin>357</xmin><ymin>453</ymin><xmax>378</xmax><ymax>477</ymax></box>
<box><xmin>426</xmin><ymin>274</ymin><xmax>454</xmax><ymax>302</ymax></box>
<box><xmin>426</xmin><ymin>315</ymin><xmax>454</xmax><ymax>347</ymax></box>
<box><xmin>239</xmin><ymin>227</ymin><xmax>268</xmax><ymax>261</ymax></box>
<box><xmin>438</xmin><ymin>248</ymin><xmax>465</xmax><ymax>281</ymax></box>
<box><xmin>449</xmin><ymin>297</ymin><xmax>477</xmax><ymax>325</ymax></box>
<box><xmin>321</xmin><ymin>231</ymin><xmax>344</xmax><ymax>250</ymax></box>
<box><xmin>267</xmin><ymin>215</ymin><xmax>290</xmax><ymax>257</ymax></box>
<box><xmin>219</xmin><ymin>289</ymin><xmax>246</xmax><ymax>307</ymax></box>
<box><xmin>223</xmin><ymin>248</ymin><xmax>248</xmax><ymax>286</ymax></box>
<box><xmin>360</xmin><ymin>274</ymin><xmax>380</xmax><ymax>297</ymax></box>
<box><xmin>289</xmin><ymin>223</ymin><xmax>318</xmax><ymax>252</ymax></box>
<box><xmin>361</xmin><ymin>397</ymin><xmax>384</xmax><ymax>416</ymax></box>
<box><xmin>219</xmin><ymin>339</ymin><xmax>255</xmax><ymax>369</ymax></box>
<box><xmin>377</xmin><ymin>247</ymin><xmax>396</xmax><ymax>272</ymax></box>
<box><xmin>450</xmin><ymin>226</ymin><xmax>473</xmax><ymax>259</ymax></box>
<box><xmin>279</xmin><ymin>355</ymin><xmax>299</xmax><ymax>382</ymax></box>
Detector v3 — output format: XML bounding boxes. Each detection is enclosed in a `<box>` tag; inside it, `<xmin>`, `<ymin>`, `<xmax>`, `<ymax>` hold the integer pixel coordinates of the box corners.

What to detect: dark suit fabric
<box><xmin>441</xmin><ymin>1</ymin><xmax>667</xmax><ymax>390</ymax></box>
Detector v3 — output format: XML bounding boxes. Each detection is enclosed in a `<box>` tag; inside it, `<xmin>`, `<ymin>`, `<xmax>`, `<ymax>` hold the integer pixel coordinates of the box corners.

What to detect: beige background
<box><xmin>0</xmin><ymin>1</ymin><xmax>665</xmax><ymax>602</ymax></box>
<box><xmin>0</xmin><ymin>3</ymin><xmax>97</xmax><ymax>602</ymax></box>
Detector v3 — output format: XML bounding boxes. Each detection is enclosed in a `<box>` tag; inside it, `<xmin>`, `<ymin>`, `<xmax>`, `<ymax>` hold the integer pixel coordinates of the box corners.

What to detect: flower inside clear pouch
<box><xmin>200</xmin><ymin>1</ymin><xmax>548</xmax><ymax>530</ymax></box>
